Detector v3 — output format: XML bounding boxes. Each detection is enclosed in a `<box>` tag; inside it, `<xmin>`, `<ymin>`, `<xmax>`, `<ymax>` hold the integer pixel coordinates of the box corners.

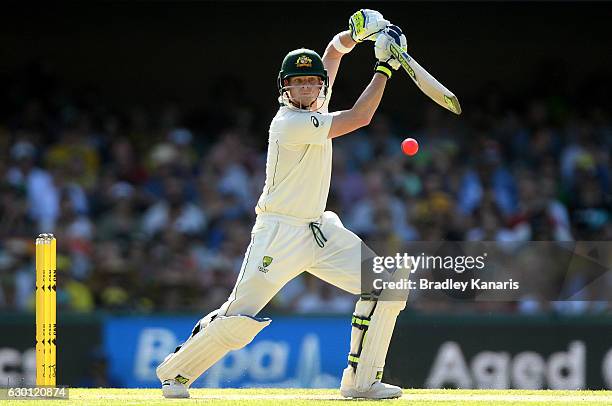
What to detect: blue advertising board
<box><xmin>103</xmin><ymin>315</ymin><xmax>350</xmax><ymax>388</ymax></box>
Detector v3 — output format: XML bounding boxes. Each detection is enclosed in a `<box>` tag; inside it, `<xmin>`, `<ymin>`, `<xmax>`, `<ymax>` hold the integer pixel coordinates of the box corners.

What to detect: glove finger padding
<box><xmin>374</xmin><ymin>25</ymin><xmax>407</xmax><ymax>70</ymax></box>
<box><xmin>349</xmin><ymin>9</ymin><xmax>390</xmax><ymax>42</ymax></box>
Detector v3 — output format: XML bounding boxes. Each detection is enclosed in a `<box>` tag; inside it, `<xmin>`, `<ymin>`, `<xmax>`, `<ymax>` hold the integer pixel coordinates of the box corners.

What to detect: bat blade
<box><xmin>389</xmin><ymin>42</ymin><xmax>462</xmax><ymax>115</ymax></box>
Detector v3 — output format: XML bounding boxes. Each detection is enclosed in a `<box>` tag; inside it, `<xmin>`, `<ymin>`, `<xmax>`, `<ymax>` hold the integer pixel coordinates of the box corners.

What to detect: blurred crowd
<box><xmin>0</xmin><ymin>66</ymin><xmax>610</xmax><ymax>315</ymax></box>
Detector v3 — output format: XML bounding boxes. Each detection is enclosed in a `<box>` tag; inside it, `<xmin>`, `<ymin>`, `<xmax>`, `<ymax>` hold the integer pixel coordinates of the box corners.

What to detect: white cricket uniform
<box><xmin>217</xmin><ymin>98</ymin><xmax>363</xmax><ymax>317</ymax></box>
<box><xmin>158</xmin><ymin>66</ymin><xmax>406</xmax><ymax>395</ymax></box>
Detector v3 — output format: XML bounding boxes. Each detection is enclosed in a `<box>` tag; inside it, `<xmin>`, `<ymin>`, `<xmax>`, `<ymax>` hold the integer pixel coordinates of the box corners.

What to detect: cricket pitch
<box><xmin>3</xmin><ymin>388</ymin><xmax>612</xmax><ymax>405</ymax></box>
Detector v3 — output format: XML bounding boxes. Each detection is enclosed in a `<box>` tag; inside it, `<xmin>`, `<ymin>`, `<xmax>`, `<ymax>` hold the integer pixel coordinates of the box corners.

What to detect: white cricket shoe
<box><xmin>339</xmin><ymin>366</ymin><xmax>402</xmax><ymax>399</ymax></box>
<box><xmin>162</xmin><ymin>379</ymin><xmax>190</xmax><ymax>398</ymax></box>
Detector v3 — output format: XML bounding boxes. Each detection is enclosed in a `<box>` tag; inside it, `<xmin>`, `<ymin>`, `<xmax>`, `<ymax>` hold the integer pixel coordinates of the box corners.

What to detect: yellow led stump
<box><xmin>35</xmin><ymin>234</ymin><xmax>56</xmax><ymax>387</ymax></box>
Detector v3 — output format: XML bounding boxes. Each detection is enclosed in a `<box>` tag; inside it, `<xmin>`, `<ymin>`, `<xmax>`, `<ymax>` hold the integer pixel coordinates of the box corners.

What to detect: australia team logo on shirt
<box><xmin>258</xmin><ymin>256</ymin><xmax>274</xmax><ymax>273</ymax></box>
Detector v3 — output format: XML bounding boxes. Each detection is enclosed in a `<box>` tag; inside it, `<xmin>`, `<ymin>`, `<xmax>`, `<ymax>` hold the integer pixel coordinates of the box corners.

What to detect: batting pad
<box><xmin>156</xmin><ymin>315</ymin><xmax>271</xmax><ymax>386</ymax></box>
<box><xmin>347</xmin><ymin>299</ymin><xmax>375</xmax><ymax>369</ymax></box>
<box><xmin>354</xmin><ymin>300</ymin><xmax>405</xmax><ymax>391</ymax></box>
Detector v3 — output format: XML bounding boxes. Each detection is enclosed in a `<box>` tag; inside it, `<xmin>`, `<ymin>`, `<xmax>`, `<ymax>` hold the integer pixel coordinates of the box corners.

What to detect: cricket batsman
<box><xmin>157</xmin><ymin>9</ymin><xmax>409</xmax><ymax>399</ymax></box>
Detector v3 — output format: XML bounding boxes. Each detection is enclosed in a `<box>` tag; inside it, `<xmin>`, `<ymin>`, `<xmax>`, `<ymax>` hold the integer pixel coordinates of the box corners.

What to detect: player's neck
<box><xmin>288</xmin><ymin>99</ymin><xmax>314</xmax><ymax>111</ymax></box>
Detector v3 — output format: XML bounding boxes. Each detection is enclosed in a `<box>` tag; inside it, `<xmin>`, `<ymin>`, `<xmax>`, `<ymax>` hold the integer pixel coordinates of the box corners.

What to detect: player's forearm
<box><xmin>327</xmin><ymin>73</ymin><xmax>387</xmax><ymax>139</ymax></box>
<box><xmin>350</xmin><ymin>73</ymin><xmax>388</xmax><ymax>125</ymax></box>
<box><xmin>323</xmin><ymin>31</ymin><xmax>357</xmax><ymax>89</ymax></box>
<box><xmin>323</xmin><ymin>30</ymin><xmax>356</xmax><ymax>61</ymax></box>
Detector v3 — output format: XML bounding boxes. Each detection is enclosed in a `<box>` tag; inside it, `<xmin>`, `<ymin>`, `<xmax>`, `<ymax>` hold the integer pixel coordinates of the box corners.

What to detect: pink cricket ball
<box><xmin>401</xmin><ymin>138</ymin><xmax>419</xmax><ymax>156</ymax></box>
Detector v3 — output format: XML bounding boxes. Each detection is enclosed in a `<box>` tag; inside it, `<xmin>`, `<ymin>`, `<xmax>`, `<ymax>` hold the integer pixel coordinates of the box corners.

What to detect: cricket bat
<box><xmin>389</xmin><ymin>41</ymin><xmax>462</xmax><ymax>115</ymax></box>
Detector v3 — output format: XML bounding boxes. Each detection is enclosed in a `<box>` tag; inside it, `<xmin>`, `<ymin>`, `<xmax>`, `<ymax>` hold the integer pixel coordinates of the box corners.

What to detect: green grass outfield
<box><xmin>3</xmin><ymin>388</ymin><xmax>612</xmax><ymax>406</ymax></box>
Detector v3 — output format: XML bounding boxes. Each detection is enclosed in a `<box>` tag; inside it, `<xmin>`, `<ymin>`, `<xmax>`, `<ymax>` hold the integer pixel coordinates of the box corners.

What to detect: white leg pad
<box><xmin>349</xmin><ymin>299</ymin><xmax>376</xmax><ymax>359</ymax></box>
<box><xmin>354</xmin><ymin>300</ymin><xmax>405</xmax><ymax>391</ymax></box>
<box><xmin>341</xmin><ymin>299</ymin><xmax>376</xmax><ymax>391</ymax></box>
<box><xmin>156</xmin><ymin>315</ymin><xmax>271</xmax><ymax>386</ymax></box>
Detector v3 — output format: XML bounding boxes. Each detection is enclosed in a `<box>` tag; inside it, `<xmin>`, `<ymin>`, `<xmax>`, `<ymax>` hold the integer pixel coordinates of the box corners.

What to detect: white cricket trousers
<box><xmin>217</xmin><ymin>211</ymin><xmax>362</xmax><ymax>317</ymax></box>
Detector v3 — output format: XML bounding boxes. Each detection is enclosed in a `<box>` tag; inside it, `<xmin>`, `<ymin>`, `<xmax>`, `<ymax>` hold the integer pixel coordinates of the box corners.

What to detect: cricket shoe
<box><xmin>162</xmin><ymin>378</ymin><xmax>190</xmax><ymax>398</ymax></box>
<box><xmin>339</xmin><ymin>366</ymin><xmax>402</xmax><ymax>399</ymax></box>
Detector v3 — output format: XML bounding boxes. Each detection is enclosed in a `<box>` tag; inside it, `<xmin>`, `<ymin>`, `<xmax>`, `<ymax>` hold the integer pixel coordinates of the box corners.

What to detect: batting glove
<box><xmin>375</xmin><ymin>25</ymin><xmax>407</xmax><ymax>73</ymax></box>
<box><xmin>349</xmin><ymin>9</ymin><xmax>390</xmax><ymax>43</ymax></box>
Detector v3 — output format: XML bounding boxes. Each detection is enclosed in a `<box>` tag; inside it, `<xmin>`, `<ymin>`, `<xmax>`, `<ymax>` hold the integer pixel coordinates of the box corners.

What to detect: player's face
<box><xmin>286</xmin><ymin>76</ymin><xmax>323</xmax><ymax>109</ymax></box>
